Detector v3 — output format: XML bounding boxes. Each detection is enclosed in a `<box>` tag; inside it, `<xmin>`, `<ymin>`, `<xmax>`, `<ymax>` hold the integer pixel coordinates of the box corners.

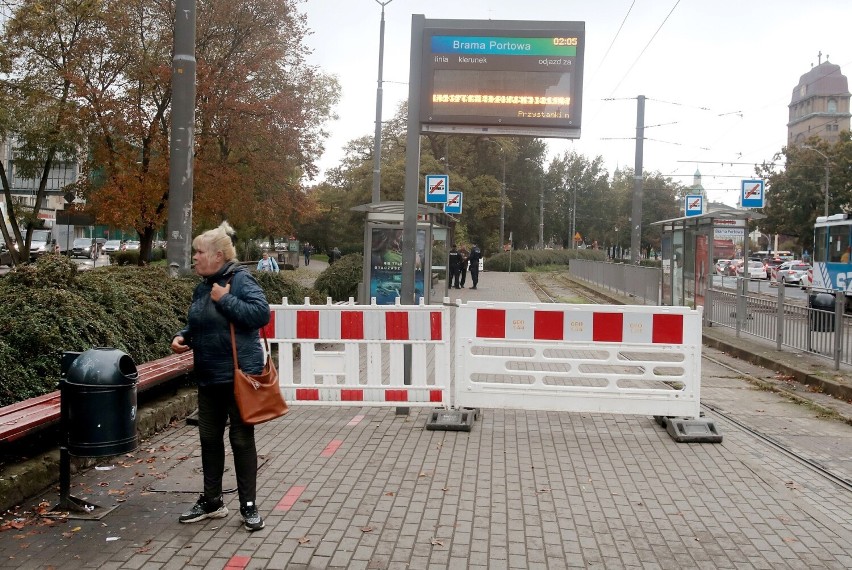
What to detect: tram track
<box><xmin>527</xmin><ymin>270</ymin><xmax>852</xmax><ymax>493</ymax></box>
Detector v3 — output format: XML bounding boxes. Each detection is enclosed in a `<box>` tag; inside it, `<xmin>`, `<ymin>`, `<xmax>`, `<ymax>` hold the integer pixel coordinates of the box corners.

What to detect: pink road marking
<box><xmin>275</xmin><ymin>485</ymin><xmax>307</xmax><ymax>511</ymax></box>
<box><xmin>321</xmin><ymin>439</ymin><xmax>343</xmax><ymax>457</ymax></box>
<box><xmin>347</xmin><ymin>414</ymin><xmax>365</xmax><ymax>426</ymax></box>
<box><xmin>225</xmin><ymin>555</ymin><xmax>250</xmax><ymax>569</ymax></box>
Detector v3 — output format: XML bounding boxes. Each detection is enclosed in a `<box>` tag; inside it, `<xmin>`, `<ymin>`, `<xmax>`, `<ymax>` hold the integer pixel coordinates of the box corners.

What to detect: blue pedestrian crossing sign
<box><xmin>444</xmin><ymin>191</ymin><xmax>462</xmax><ymax>214</ymax></box>
<box><xmin>424</xmin><ymin>174</ymin><xmax>449</xmax><ymax>204</ymax></box>
<box><xmin>741</xmin><ymin>179</ymin><xmax>765</xmax><ymax>208</ymax></box>
<box><xmin>685</xmin><ymin>194</ymin><xmax>703</xmax><ymax>217</ymax></box>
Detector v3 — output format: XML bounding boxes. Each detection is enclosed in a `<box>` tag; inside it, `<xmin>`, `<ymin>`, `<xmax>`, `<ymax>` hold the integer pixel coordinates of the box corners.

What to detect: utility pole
<box><xmin>630</xmin><ymin>95</ymin><xmax>645</xmax><ymax>264</ymax></box>
<box><xmin>539</xmin><ymin>178</ymin><xmax>544</xmax><ymax>249</ymax></box>
<box><xmin>371</xmin><ymin>1</ymin><xmax>393</xmax><ymax>204</ymax></box>
<box><xmin>167</xmin><ymin>0</ymin><xmax>196</xmax><ymax>276</ymax></box>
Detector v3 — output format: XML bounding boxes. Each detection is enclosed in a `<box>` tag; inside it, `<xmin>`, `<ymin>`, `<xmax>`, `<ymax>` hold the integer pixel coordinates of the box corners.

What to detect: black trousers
<box><xmin>460</xmin><ymin>266</ymin><xmax>468</xmax><ymax>286</ymax></box>
<box><xmin>449</xmin><ymin>267</ymin><xmax>461</xmax><ymax>288</ymax></box>
<box><xmin>469</xmin><ymin>266</ymin><xmax>479</xmax><ymax>287</ymax></box>
<box><xmin>197</xmin><ymin>383</ymin><xmax>257</xmax><ymax>505</ymax></box>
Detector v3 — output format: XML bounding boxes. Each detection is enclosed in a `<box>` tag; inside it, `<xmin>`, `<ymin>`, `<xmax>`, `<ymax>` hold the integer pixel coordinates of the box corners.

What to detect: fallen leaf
<box><xmin>298</xmin><ymin>536</ymin><xmax>311</xmax><ymax>545</ymax></box>
<box><xmin>384</xmin><ymin>492</ymin><xmax>395</xmax><ymax>497</ymax></box>
<box><xmin>430</xmin><ymin>538</ymin><xmax>444</xmax><ymax>546</ymax></box>
<box><xmin>360</xmin><ymin>526</ymin><xmax>374</xmax><ymax>533</ymax></box>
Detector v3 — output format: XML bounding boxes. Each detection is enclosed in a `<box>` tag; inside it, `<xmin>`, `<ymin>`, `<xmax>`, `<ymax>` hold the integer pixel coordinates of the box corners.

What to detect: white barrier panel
<box><xmin>266</xmin><ymin>299</ymin><xmax>452</xmax><ymax>407</ymax></box>
<box><xmin>454</xmin><ymin>301</ymin><xmax>702</xmax><ymax>418</ymax></box>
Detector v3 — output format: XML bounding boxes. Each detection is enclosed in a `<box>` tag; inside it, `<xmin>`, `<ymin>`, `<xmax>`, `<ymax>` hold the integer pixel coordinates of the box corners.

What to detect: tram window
<box><xmin>828</xmin><ymin>226</ymin><xmax>850</xmax><ymax>262</ymax></box>
<box><xmin>814</xmin><ymin>227</ymin><xmax>828</xmax><ymax>262</ymax></box>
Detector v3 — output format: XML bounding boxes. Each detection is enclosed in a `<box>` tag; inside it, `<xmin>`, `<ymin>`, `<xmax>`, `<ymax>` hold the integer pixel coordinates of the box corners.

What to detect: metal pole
<box><xmin>167</xmin><ymin>0</ymin><xmax>196</xmax><ymax>276</ymax></box>
<box><xmin>834</xmin><ymin>292</ymin><xmax>843</xmax><ymax>370</ymax></box>
<box><xmin>371</xmin><ymin>1</ymin><xmax>392</xmax><ymax>204</ymax></box>
<box><xmin>630</xmin><ymin>95</ymin><xmax>645</xmax><ymax>264</ymax></box>
<box><xmin>399</xmin><ymin>14</ymin><xmax>424</xmax><ymax>415</ymax></box>
<box><xmin>539</xmin><ymin>178</ymin><xmax>544</xmax><ymax>249</ymax></box>
<box><xmin>571</xmin><ymin>185</ymin><xmax>577</xmax><ymax>250</ymax></box>
<box><xmin>500</xmin><ymin>154</ymin><xmax>505</xmax><ymax>250</ymax></box>
<box><xmin>825</xmin><ymin>161</ymin><xmax>830</xmax><ymax>218</ymax></box>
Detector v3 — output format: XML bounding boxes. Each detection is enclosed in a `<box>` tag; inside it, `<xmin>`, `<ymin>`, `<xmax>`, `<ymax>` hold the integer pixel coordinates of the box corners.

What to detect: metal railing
<box><xmin>706</xmin><ymin>282</ymin><xmax>849</xmax><ymax>369</ymax></box>
<box><xmin>569</xmin><ymin>259</ymin><xmax>661</xmax><ymax>305</ymax></box>
<box><xmin>569</xmin><ymin>260</ymin><xmax>850</xmax><ymax>369</ymax></box>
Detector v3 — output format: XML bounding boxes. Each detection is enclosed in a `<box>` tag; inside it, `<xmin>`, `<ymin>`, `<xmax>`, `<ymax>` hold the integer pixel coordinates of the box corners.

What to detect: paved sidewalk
<box><xmin>2</xmin><ymin>270</ymin><xmax>852</xmax><ymax>569</ymax></box>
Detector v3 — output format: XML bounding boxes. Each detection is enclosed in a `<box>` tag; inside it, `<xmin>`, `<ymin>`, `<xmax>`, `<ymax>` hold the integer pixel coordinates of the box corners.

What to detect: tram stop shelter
<box><xmin>351</xmin><ymin>201</ymin><xmax>456</xmax><ymax>305</ymax></box>
<box><xmin>652</xmin><ymin>209</ymin><xmax>764</xmax><ymax>310</ymax></box>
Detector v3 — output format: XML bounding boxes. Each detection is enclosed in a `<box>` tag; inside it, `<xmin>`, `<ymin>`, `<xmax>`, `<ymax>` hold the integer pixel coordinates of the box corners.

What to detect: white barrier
<box><xmin>266</xmin><ymin>298</ymin><xmax>452</xmax><ymax>406</ymax></box>
<box><xmin>454</xmin><ymin>301</ymin><xmax>703</xmax><ymax>418</ymax></box>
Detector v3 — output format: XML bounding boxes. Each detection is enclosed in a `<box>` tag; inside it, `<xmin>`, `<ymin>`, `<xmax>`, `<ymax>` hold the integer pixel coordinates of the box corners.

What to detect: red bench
<box><xmin>0</xmin><ymin>351</ymin><xmax>194</xmax><ymax>444</ymax></box>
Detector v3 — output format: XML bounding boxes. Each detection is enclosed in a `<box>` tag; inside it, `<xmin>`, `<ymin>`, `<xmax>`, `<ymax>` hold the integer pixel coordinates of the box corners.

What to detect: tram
<box><xmin>811</xmin><ymin>213</ymin><xmax>852</xmax><ymax>292</ymax></box>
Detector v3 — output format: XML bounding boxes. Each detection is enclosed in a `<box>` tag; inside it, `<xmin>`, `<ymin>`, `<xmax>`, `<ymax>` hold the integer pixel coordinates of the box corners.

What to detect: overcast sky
<box><xmin>303</xmin><ymin>0</ymin><xmax>851</xmax><ymax>206</ymax></box>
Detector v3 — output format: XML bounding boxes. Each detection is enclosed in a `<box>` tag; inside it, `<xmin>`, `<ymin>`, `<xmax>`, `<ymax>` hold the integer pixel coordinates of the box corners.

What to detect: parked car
<box><xmin>103</xmin><ymin>239</ymin><xmax>123</xmax><ymax>255</ymax></box>
<box><xmin>776</xmin><ymin>263</ymin><xmax>810</xmax><ymax>286</ymax></box>
<box><xmin>737</xmin><ymin>260</ymin><xmax>767</xmax><ymax>279</ymax></box>
<box><xmin>124</xmin><ymin>240</ymin><xmax>140</xmax><ymax>251</ymax></box>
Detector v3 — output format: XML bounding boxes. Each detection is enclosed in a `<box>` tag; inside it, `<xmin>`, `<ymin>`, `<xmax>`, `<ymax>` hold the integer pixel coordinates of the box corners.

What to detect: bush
<box><xmin>0</xmin><ymin>257</ymin><xmax>327</xmax><ymax>407</ymax></box>
<box><xmin>483</xmin><ymin>248</ymin><xmax>605</xmax><ymax>272</ymax></box>
<box><xmin>313</xmin><ymin>253</ymin><xmax>363</xmax><ymax>302</ymax></box>
<box><xmin>0</xmin><ymin>256</ymin><xmax>197</xmax><ymax>407</ymax></box>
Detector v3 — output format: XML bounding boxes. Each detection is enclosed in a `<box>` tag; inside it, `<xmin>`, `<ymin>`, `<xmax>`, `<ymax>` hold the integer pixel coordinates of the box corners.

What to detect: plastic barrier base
<box><xmin>425</xmin><ymin>408</ymin><xmax>478</xmax><ymax>431</ymax></box>
<box><xmin>664</xmin><ymin>417</ymin><xmax>723</xmax><ymax>443</ymax></box>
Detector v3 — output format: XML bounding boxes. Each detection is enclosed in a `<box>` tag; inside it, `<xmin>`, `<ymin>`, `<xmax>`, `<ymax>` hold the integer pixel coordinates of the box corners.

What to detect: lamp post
<box><xmin>371</xmin><ymin>0</ymin><xmax>393</xmax><ymax>204</ymax></box>
<box><xmin>801</xmin><ymin>145</ymin><xmax>830</xmax><ymax>217</ymax></box>
<box><xmin>483</xmin><ymin>139</ymin><xmax>506</xmax><ymax>248</ymax></box>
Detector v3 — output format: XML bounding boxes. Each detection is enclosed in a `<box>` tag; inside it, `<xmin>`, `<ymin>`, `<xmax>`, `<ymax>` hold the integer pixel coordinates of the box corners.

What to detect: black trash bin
<box><xmin>62</xmin><ymin>348</ymin><xmax>139</xmax><ymax>457</ymax></box>
<box><xmin>809</xmin><ymin>292</ymin><xmax>835</xmax><ymax>332</ymax></box>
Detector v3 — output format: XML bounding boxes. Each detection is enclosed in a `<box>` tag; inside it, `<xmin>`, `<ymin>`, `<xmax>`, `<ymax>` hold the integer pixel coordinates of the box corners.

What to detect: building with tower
<box><xmin>788</xmin><ymin>55</ymin><xmax>850</xmax><ymax>145</ymax></box>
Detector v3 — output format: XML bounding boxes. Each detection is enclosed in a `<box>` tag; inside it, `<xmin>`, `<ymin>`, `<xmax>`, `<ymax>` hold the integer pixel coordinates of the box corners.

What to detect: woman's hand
<box><xmin>171</xmin><ymin>335</ymin><xmax>190</xmax><ymax>354</ymax></box>
<box><xmin>211</xmin><ymin>281</ymin><xmax>230</xmax><ymax>302</ymax></box>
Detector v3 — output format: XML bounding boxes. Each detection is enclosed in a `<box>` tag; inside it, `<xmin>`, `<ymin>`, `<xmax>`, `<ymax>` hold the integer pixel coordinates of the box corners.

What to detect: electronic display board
<box><xmin>419</xmin><ymin>19</ymin><xmax>585</xmax><ymax>139</ymax></box>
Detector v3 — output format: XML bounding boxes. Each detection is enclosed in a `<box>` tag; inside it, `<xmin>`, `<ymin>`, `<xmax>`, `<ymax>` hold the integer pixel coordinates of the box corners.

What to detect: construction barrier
<box><xmin>454</xmin><ymin>301</ymin><xmax>703</xmax><ymax>418</ymax></box>
<box><xmin>266</xmin><ymin>298</ymin><xmax>452</xmax><ymax>406</ymax></box>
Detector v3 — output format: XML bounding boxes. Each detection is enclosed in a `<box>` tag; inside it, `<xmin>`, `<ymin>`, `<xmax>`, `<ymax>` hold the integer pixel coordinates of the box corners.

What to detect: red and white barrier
<box><xmin>454</xmin><ymin>301</ymin><xmax>702</xmax><ymax>418</ymax></box>
<box><xmin>267</xmin><ymin>298</ymin><xmax>452</xmax><ymax>406</ymax></box>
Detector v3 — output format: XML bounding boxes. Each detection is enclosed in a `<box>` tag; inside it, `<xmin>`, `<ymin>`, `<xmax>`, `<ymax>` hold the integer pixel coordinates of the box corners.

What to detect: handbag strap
<box><xmin>222</xmin><ymin>272</ymin><xmax>271</xmax><ymax>370</ymax></box>
<box><xmin>230</xmin><ymin>322</ymin><xmax>271</xmax><ymax>371</ymax></box>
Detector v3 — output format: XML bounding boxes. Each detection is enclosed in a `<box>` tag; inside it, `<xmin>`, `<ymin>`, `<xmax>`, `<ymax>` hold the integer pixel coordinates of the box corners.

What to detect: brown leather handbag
<box><xmin>230</xmin><ymin>323</ymin><xmax>288</xmax><ymax>425</ymax></box>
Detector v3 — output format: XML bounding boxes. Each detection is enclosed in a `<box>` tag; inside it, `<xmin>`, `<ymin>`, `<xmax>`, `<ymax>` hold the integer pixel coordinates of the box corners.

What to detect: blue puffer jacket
<box><xmin>176</xmin><ymin>262</ymin><xmax>270</xmax><ymax>386</ymax></box>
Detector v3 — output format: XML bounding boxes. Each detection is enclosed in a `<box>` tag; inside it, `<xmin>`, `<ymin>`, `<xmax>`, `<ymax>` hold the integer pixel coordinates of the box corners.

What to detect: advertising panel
<box><xmin>369</xmin><ymin>227</ymin><xmax>427</xmax><ymax>305</ymax></box>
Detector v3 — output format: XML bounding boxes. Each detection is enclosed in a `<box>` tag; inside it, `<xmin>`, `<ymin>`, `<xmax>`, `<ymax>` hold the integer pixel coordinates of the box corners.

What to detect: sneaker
<box><xmin>240</xmin><ymin>502</ymin><xmax>265</xmax><ymax>532</ymax></box>
<box><xmin>179</xmin><ymin>495</ymin><xmax>228</xmax><ymax>523</ymax></box>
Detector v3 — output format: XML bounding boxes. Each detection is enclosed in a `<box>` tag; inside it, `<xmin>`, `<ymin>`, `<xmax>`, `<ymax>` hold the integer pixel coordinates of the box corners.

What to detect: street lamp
<box><xmin>483</xmin><ymin>138</ymin><xmax>506</xmax><ymax>248</ymax></box>
<box><xmin>801</xmin><ymin>145</ymin><xmax>831</xmax><ymax>217</ymax></box>
<box><xmin>371</xmin><ymin>0</ymin><xmax>393</xmax><ymax>204</ymax></box>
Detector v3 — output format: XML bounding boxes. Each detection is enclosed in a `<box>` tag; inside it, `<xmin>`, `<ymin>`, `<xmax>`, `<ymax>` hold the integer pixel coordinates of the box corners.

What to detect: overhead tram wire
<box><xmin>608</xmin><ymin>0</ymin><xmax>682</xmax><ymax>97</ymax></box>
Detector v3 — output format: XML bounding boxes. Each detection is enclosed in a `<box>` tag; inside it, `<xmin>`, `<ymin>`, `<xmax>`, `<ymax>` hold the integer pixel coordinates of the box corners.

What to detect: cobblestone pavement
<box><xmin>2</xmin><ymin>270</ymin><xmax>851</xmax><ymax>569</ymax></box>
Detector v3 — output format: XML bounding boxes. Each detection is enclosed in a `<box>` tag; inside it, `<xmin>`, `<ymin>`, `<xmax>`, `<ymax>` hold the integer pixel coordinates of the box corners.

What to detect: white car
<box><xmin>776</xmin><ymin>263</ymin><xmax>810</xmax><ymax>286</ymax></box>
<box><xmin>737</xmin><ymin>260</ymin><xmax>767</xmax><ymax>279</ymax></box>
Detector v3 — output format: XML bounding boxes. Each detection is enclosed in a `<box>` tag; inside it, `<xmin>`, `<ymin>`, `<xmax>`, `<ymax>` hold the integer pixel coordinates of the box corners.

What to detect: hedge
<box><xmin>483</xmin><ymin>248</ymin><xmax>606</xmax><ymax>272</ymax></box>
<box><xmin>0</xmin><ymin>255</ymin><xmax>317</xmax><ymax>407</ymax></box>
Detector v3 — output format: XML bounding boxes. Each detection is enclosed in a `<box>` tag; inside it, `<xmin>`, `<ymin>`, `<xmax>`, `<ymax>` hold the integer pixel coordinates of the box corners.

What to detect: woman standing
<box><xmin>171</xmin><ymin>222</ymin><xmax>270</xmax><ymax>532</ymax></box>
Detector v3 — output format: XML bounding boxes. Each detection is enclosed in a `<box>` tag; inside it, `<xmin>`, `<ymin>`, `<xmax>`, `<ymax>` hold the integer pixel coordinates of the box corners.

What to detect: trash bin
<box><xmin>809</xmin><ymin>292</ymin><xmax>835</xmax><ymax>332</ymax></box>
<box><xmin>62</xmin><ymin>348</ymin><xmax>139</xmax><ymax>457</ymax></box>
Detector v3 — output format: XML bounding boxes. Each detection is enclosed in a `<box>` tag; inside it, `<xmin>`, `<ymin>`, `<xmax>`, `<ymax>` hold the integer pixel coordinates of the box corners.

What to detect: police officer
<box><xmin>468</xmin><ymin>244</ymin><xmax>482</xmax><ymax>289</ymax></box>
<box><xmin>448</xmin><ymin>244</ymin><xmax>462</xmax><ymax>289</ymax></box>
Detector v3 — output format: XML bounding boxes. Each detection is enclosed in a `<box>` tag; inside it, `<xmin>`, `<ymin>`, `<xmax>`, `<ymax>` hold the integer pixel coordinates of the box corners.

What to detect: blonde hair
<box><xmin>193</xmin><ymin>221</ymin><xmax>238</xmax><ymax>262</ymax></box>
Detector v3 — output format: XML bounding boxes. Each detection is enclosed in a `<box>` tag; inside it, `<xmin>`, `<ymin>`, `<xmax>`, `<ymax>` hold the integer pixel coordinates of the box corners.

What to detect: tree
<box><xmin>757</xmin><ymin>133</ymin><xmax>852</xmax><ymax>251</ymax></box>
<box><xmin>0</xmin><ymin>0</ymin><xmax>96</xmax><ymax>264</ymax></box>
